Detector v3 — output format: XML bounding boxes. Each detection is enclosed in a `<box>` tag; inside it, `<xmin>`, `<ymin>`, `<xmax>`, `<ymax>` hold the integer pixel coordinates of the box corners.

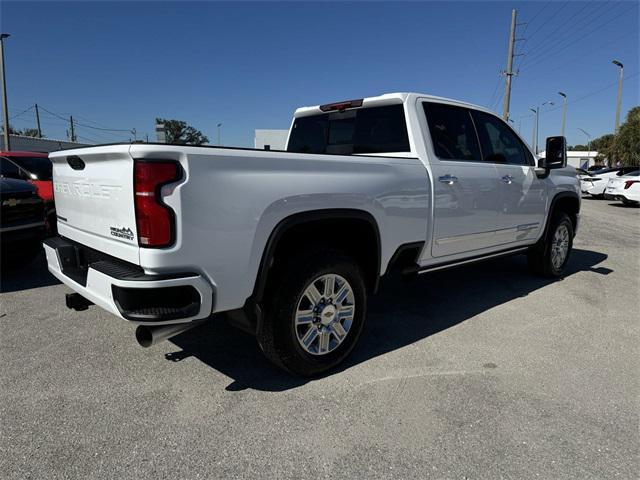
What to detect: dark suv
<box><xmin>0</xmin><ymin>178</ymin><xmax>46</xmax><ymax>269</ymax></box>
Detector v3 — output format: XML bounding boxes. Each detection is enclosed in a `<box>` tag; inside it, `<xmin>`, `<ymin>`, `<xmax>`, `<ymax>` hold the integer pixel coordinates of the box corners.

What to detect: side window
<box><xmin>0</xmin><ymin>157</ymin><xmax>23</xmax><ymax>179</ymax></box>
<box><xmin>423</xmin><ymin>102</ymin><xmax>481</xmax><ymax>161</ymax></box>
<box><xmin>472</xmin><ymin>111</ymin><xmax>531</xmax><ymax>165</ymax></box>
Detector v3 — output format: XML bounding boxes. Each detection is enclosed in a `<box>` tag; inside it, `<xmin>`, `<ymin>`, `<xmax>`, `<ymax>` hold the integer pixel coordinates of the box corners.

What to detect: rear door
<box><xmin>422</xmin><ymin>102</ymin><xmax>501</xmax><ymax>257</ymax></box>
<box><xmin>471</xmin><ymin>110</ymin><xmax>546</xmax><ymax>244</ymax></box>
<box><xmin>49</xmin><ymin>145</ymin><xmax>140</xmax><ymax>264</ymax></box>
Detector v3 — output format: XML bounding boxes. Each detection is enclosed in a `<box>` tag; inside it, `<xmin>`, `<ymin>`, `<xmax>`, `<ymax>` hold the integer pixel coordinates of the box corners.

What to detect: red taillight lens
<box><xmin>134</xmin><ymin>161</ymin><xmax>180</xmax><ymax>248</ymax></box>
<box><xmin>624</xmin><ymin>180</ymin><xmax>638</xmax><ymax>189</ymax></box>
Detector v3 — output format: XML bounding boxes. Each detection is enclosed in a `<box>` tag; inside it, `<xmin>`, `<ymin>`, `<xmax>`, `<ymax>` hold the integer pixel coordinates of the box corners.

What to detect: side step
<box><xmin>65</xmin><ymin>292</ymin><xmax>94</xmax><ymax>311</ymax></box>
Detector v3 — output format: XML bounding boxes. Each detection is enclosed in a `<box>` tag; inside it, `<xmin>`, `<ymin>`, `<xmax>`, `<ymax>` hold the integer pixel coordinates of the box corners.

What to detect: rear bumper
<box><xmin>604</xmin><ymin>192</ymin><xmax>637</xmax><ymax>203</ymax></box>
<box><xmin>44</xmin><ymin>236</ymin><xmax>214</xmax><ymax>325</ymax></box>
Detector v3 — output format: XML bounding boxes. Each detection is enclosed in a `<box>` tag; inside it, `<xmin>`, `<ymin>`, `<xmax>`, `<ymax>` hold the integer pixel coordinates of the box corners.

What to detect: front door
<box><xmin>422</xmin><ymin>102</ymin><xmax>502</xmax><ymax>257</ymax></box>
<box><xmin>471</xmin><ymin>110</ymin><xmax>547</xmax><ymax>244</ymax></box>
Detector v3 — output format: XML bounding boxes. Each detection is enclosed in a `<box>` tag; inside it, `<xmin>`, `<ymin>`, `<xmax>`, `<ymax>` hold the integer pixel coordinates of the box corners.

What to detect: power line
<box><xmin>511</xmin><ymin>71</ymin><xmax>639</xmax><ymax>123</ymax></box>
<box><xmin>37</xmin><ymin>105</ymin><xmax>133</xmax><ymax>133</ymax></box>
<box><xmin>522</xmin><ymin>1</ymin><xmax>570</xmax><ymax>45</ymax></box>
<box><xmin>8</xmin><ymin>105</ymin><xmax>34</xmax><ymax>120</ymax></box>
<box><xmin>520</xmin><ymin>6</ymin><xmax>609</xmax><ymax>71</ymax></box>
<box><xmin>522</xmin><ymin>29</ymin><xmax>635</xmax><ymax>82</ymax></box>
<box><xmin>520</xmin><ymin>1</ymin><xmax>595</xmax><ymax>66</ymax></box>
<box><xmin>522</xmin><ymin>0</ymin><xmax>553</xmax><ymax>33</ymax></box>
<box><xmin>486</xmin><ymin>74</ymin><xmax>502</xmax><ymax>109</ymax></box>
<box><xmin>521</xmin><ymin>2</ymin><xmax>636</xmax><ymax>72</ymax></box>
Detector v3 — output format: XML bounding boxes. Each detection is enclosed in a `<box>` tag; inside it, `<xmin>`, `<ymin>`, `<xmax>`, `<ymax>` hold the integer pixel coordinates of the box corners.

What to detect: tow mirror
<box><xmin>539</xmin><ymin>136</ymin><xmax>567</xmax><ymax>171</ymax></box>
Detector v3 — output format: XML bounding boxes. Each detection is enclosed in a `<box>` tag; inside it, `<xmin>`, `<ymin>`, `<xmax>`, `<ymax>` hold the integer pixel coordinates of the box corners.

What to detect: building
<box><xmin>0</xmin><ymin>134</ymin><xmax>89</xmax><ymax>153</ymax></box>
<box><xmin>539</xmin><ymin>150</ymin><xmax>601</xmax><ymax>169</ymax></box>
<box><xmin>254</xmin><ymin>129</ymin><xmax>288</xmax><ymax>151</ymax></box>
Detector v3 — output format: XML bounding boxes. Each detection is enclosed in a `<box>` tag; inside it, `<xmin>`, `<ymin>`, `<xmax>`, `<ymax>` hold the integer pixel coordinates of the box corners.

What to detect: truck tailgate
<box><xmin>49</xmin><ymin>145</ymin><xmax>140</xmax><ymax>264</ymax></box>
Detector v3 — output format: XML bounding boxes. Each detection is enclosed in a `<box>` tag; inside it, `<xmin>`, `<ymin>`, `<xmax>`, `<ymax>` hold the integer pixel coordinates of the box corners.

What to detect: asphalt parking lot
<box><xmin>1</xmin><ymin>199</ymin><xmax>638</xmax><ymax>479</ymax></box>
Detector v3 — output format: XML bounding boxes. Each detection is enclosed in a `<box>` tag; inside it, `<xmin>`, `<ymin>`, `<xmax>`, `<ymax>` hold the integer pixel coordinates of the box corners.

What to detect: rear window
<box><xmin>8</xmin><ymin>156</ymin><xmax>52</xmax><ymax>181</ymax></box>
<box><xmin>287</xmin><ymin>104</ymin><xmax>410</xmax><ymax>155</ymax></box>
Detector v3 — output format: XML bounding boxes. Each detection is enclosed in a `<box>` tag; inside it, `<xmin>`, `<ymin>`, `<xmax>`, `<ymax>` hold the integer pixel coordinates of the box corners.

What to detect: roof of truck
<box><xmin>293</xmin><ymin>92</ymin><xmax>490</xmax><ymax>118</ymax></box>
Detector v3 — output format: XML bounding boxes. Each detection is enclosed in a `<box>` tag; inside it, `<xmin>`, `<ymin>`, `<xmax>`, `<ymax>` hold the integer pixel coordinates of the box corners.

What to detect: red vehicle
<box><xmin>0</xmin><ymin>151</ymin><xmax>56</xmax><ymax>233</ymax></box>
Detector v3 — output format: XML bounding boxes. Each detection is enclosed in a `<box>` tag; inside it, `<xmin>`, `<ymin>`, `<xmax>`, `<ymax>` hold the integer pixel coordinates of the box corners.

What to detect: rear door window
<box><xmin>422</xmin><ymin>102</ymin><xmax>481</xmax><ymax>161</ymax></box>
<box><xmin>287</xmin><ymin>104</ymin><xmax>410</xmax><ymax>155</ymax></box>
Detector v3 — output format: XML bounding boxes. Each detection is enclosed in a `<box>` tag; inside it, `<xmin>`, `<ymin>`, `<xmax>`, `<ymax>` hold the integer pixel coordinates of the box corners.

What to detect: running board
<box><xmin>408</xmin><ymin>247</ymin><xmax>529</xmax><ymax>275</ymax></box>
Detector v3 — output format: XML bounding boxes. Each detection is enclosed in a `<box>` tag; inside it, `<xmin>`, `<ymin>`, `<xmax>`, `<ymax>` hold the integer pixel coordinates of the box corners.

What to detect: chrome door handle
<box><xmin>438</xmin><ymin>174</ymin><xmax>458</xmax><ymax>185</ymax></box>
<box><xmin>501</xmin><ymin>175</ymin><xmax>514</xmax><ymax>184</ymax></box>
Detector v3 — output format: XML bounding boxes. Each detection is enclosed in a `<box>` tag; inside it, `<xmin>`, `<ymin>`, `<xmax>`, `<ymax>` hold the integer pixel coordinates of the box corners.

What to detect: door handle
<box><xmin>501</xmin><ymin>175</ymin><xmax>514</xmax><ymax>184</ymax></box>
<box><xmin>438</xmin><ymin>174</ymin><xmax>458</xmax><ymax>185</ymax></box>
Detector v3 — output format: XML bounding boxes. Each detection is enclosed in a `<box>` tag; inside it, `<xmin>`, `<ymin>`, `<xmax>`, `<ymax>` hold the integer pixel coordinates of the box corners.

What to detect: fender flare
<box><xmin>539</xmin><ymin>191</ymin><xmax>580</xmax><ymax>243</ymax></box>
<box><xmin>252</xmin><ymin>208</ymin><xmax>382</xmax><ymax>303</ymax></box>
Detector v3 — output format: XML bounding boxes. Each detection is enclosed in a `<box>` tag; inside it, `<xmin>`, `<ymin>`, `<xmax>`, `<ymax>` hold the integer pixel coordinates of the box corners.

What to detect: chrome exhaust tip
<box><xmin>135</xmin><ymin>321</ymin><xmax>203</xmax><ymax>348</ymax></box>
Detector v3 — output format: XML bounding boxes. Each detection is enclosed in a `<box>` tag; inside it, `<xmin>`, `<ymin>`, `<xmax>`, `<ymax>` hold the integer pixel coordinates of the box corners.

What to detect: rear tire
<box><xmin>256</xmin><ymin>249</ymin><xmax>367</xmax><ymax>377</ymax></box>
<box><xmin>528</xmin><ymin>212</ymin><xmax>574</xmax><ymax>278</ymax></box>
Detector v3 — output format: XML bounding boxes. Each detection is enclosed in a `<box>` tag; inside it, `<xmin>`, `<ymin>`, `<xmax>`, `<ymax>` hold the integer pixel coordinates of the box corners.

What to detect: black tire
<box><xmin>256</xmin><ymin>249</ymin><xmax>367</xmax><ymax>377</ymax></box>
<box><xmin>528</xmin><ymin>212</ymin><xmax>574</xmax><ymax>278</ymax></box>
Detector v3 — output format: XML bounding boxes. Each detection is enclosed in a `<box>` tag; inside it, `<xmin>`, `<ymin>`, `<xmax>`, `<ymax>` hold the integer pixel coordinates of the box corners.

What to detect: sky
<box><xmin>2</xmin><ymin>0</ymin><xmax>639</xmax><ymax>148</ymax></box>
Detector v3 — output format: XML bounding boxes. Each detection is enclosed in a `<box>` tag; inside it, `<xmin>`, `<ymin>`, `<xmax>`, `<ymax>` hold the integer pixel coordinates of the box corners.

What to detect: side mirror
<box><xmin>540</xmin><ymin>136</ymin><xmax>567</xmax><ymax>170</ymax></box>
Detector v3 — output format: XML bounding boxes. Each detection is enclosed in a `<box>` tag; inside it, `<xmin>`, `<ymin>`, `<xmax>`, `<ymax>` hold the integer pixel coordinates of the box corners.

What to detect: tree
<box><xmin>589</xmin><ymin>133</ymin><xmax>615</xmax><ymax>164</ymax></box>
<box><xmin>22</xmin><ymin>128</ymin><xmax>43</xmax><ymax>138</ymax></box>
<box><xmin>610</xmin><ymin>106</ymin><xmax>640</xmax><ymax>166</ymax></box>
<box><xmin>155</xmin><ymin>118</ymin><xmax>209</xmax><ymax>145</ymax></box>
<box><xmin>0</xmin><ymin>124</ymin><xmax>21</xmax><ymax>135</ymax></box>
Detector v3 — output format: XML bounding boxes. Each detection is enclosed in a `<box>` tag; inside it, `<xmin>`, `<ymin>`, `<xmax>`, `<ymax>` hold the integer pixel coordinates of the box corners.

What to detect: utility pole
<box><xmin>35</xmin><ymin>103</ymin><xmax>42</xmax><ymax>138</ymax></box>
<box><xmin>612</xmin><ymin>60</ymin><xmax>624</xmax><ymax>133</ymax></box>
<box><xmin>217</xmin><ymin>123</ymin><xmax>222</xmax><ymax>146</ymax></box>
<box><xmin>0</xmin><ymin>33</ymin><xmax>11</xmax><ymax>151</ymax></box>
<box><xmin>558</xmin><ymin>92</ymin><xmax>567</xmax><ymax>137</ymax></box>
<box><xmin>69</xmin><ymin>115</ymin><xmax>76</xmax><ymax>142</ymax></box>
<box><xmin>502</xmin><ymin>9</ymin><xmax>517</xmax><ymax>121</ymax></box>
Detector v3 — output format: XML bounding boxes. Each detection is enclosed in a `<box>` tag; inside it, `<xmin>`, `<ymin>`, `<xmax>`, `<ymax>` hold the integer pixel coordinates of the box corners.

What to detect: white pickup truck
<box><xmin>46</xmin><ymin>92</ymin><xmax>580</xmax><ymax>376</ymax></box>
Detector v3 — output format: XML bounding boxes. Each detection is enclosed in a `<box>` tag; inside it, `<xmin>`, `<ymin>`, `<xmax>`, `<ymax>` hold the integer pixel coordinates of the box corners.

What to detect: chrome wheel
<box><xmin>551</xmin><ymin>224</ymin><xmax>570</xmax><ymax>270</ymax></box>
<box><xmin>295</xmin><ymin>274</ymin><xmax>355</xmax><ymax>356</ymax></box>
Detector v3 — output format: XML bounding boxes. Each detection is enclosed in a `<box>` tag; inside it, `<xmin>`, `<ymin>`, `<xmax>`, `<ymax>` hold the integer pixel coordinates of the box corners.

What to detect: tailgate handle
<box><xmin>67</xmin><ymin>156</ymin><xmax>85</xmax><ymax>170</ymax></box>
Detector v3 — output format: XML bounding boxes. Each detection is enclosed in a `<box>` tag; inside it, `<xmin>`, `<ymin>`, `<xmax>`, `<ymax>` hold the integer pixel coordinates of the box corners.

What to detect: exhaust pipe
<box><xmin>135</xmin><ymin>321</ymin><xmax>203</xmax><ymax>348</ymax></box>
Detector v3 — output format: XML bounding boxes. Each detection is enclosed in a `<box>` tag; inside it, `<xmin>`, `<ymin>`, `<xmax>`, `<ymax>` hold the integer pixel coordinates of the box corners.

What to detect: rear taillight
<box><xmin>134</xmin><ymin>160</ymin><xmax>180</xmax><ymax>248</ymax></box>
<box><xmin>624</xmin><ymin>180</ymin><xmax>638</xmax><ymax>189</ymax></box>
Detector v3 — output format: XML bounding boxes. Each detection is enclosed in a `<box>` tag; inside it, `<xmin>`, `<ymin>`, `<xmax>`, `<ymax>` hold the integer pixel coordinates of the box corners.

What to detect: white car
<box><xmin>581</xmin><ymin>166</ymin><xmax>639</xmax><ymax>197</ymax></box>
<box><xmin>44</xmin><ymin>92</ymin><xmax>580</xmax><ymax>376</ymax></box>
<box><xmin>604</xmin><ymin>170</ymin><xmax>640</xmax><ymax>205</ymax></box>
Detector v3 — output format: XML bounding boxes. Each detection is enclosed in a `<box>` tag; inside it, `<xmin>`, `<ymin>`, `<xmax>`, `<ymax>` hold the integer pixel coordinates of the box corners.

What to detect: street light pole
<box><xmin>577</xmin><ymin>128</ymin><xmax>591</xmax><ymax>169</ymax></box>
<box><xmin>217</xmin><ymin>123</ymin><xmax>222</xmax><ymax>146</ymax></box>
<box><xmin>530</xmin><ymin>100</ymin><xmax>554</xmax><ymax>155</ymax></box>
<box><xmin>558</xmin><ymin>92</ymin><xmax>567</xmax><ymax>137</ymax></box>
<box><xmin>530</xmin><ymin>107</ymin><xmax>538</xmax><ymax>154</ymax></box>
<box><xmin>0</xmin><ymin>33</ymin><xmax>11</xmax><ymax>151</ymax></box>
<box><xmin>612</xmin><ymin>60</ymin><xmax>624</xmax><ymax>133</ymax></box>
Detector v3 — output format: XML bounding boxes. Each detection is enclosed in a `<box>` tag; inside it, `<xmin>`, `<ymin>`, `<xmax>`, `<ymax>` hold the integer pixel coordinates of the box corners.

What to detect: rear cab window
<box><xmin>287</xmin><ymin>104</ymin><xmax>410</xmax><ymax>155</ymax></box>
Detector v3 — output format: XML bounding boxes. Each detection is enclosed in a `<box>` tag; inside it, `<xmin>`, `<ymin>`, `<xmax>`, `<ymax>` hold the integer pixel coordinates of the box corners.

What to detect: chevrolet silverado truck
<box><xmin>45</xmin><ymin>93</ymin><xmax>580</xmax><ymax>376</ymax></box>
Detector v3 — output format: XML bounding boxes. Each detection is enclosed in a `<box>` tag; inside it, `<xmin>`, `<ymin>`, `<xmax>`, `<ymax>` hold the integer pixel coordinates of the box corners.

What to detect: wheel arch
<box><xmin>544</xmin><ymin>191</ymin><xmax>580</xmax><ymax>239</ymax></box>
<box><xmin>252</xmin><ymin>208</ymin><xmax>382</xmax><ymax>304</ymax></box>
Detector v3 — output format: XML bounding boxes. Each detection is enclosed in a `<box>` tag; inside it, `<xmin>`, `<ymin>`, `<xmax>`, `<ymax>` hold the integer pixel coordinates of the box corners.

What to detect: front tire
<box><xmin>528</xmin><ymin>212</ymin><xmax>574</xmax><ymax>278</ymax></box>
<box><xmin>257</xmin><ymin>250</ymin><xmax>367</xmax><ymax>377</ymax></box>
